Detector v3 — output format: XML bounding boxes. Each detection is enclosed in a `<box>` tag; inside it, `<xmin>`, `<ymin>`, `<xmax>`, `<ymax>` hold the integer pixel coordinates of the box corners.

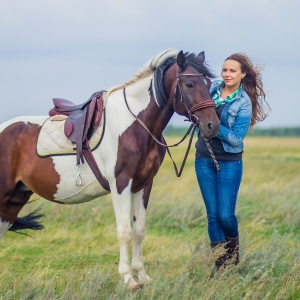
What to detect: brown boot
<box><xmin>225</xmin><ymin>235</ymin><xmax>239</xmax><ymax>265</ymax></box>
<box><xmin>210</xmin><ymin>241</ymin><xmax>228</xmax><ymax>271</ymax></box>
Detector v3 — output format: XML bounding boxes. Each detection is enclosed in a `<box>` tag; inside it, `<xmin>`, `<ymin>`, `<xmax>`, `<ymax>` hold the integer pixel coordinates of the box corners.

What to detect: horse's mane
<box><xmin>184</xmin><ymin>52</ymin><xmax>216</xmax><ymax>78</ymax></box>
<box><xmin>153</xmin><ymin>52</ymin><xmax>216</xmax><ymax>106</ymax></box>
<box><xmin>106</xmin><ymin>49</ymin><xmax>179</xmax><ymax>98</ymax></box>
<box><xmin>106</xmin><ymin>49</ymin><xmax>216</xmax><ymax>106</ymax></box>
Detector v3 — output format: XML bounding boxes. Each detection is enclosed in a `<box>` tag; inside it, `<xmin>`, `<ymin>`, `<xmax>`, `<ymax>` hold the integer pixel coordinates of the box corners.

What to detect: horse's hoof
<box><xmin>125</xmin><ymin>278</ymin><xmax>141</xmax><ymax>292</ymax></box>
<box><xmin>132</xmin><ymin>284</ymin><xmax>142</xmax><ymax>292</ymax></box>
<box><xmin>138</xmin><ymin>275</ymin><xmax>152</xmax><ymax>286</ymax></box>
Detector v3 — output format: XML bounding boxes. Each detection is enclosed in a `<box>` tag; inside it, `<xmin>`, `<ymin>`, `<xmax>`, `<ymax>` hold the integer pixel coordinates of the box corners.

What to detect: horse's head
<box><xmin>172</xmin><ymin>50</ymin><xmax>220</xmax><ymax>138</ymax></box>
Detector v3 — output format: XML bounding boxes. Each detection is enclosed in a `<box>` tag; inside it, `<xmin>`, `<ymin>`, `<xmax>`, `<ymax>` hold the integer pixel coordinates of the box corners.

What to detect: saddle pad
<box><xmin>36</xmin><ymin>111</ymin><xmax>105</xmax><ymax>157</ymax></box>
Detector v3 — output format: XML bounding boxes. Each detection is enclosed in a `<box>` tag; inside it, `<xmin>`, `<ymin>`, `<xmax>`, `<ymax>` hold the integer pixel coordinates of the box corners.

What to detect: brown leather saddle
<box><xmin>49</xmin><ymin>91</ymin><xmax>110</xmax><ymax>191</ymax></box>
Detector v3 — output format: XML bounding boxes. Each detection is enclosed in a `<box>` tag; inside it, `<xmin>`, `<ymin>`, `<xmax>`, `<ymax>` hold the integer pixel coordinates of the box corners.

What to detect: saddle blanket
<box><xmin>36</xmin><ymin>113</ymin><xmax>105</xmax><ymax>157</ymax></box>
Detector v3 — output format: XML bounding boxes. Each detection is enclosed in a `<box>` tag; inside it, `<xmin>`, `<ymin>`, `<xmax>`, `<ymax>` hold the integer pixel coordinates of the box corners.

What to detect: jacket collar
<box><xmin>210</xmin><ymin>80</ymin><xmax>244</xmax><ymax>101</ymax></box>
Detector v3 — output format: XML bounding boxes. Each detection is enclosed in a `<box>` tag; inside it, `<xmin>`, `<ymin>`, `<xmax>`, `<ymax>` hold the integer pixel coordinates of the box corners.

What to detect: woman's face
<box><xmin>221</xmin><ymin>59</ymin><xmax>246</xmax><ymax>90</ymax></box>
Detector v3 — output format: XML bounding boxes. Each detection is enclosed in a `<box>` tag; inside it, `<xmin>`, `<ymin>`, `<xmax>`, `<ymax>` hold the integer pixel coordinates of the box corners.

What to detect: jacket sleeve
<box><xmin>216</xmin><ymin>100</ymin><xmax>252</xmax><ymax>147</ymax></box>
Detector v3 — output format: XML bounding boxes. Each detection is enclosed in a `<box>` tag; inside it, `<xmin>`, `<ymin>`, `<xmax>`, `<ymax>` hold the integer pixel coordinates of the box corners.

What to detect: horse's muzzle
<box><xmin>199</xmin><ymin>119</ymin><xmax>220</xmax><ymax>139</ymax></box>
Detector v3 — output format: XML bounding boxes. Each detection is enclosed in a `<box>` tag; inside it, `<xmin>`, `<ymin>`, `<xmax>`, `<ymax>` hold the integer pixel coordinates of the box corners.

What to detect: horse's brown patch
<box><xmin>0</xmin><ymin>122</ymin><xmax>60</xmax><ymax>201</ymax></box>
<box><xmin>115</xmin><ymin>99</ymin><xmax>167</xmax><ymax>198</ymax></box>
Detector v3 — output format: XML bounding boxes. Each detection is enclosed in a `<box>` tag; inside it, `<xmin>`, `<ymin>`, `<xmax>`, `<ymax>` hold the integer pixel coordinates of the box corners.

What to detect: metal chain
<box><xmin>203</xmin><ymin>137</ymin><xmax>221</xmax><ymax>171</ymax></box>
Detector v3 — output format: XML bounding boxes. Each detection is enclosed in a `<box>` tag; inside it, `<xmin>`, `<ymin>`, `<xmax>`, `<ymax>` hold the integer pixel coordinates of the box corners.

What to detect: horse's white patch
<box><xmin>52</xmin><ymin>74</ymin><xmax>154</xmax><ymax>204</ymax></box>
<box><xmin>100</xmin><ymin>75</ymin><xmax>153</xmax><ymax>181</ymax></box>
<box><xmin>131</xmin><ymin>189</ymin><xmax>151</xmax><ymax>285</ymax></box>
<box><xmin>52</xmin><ymin>154</ymin><xmax>109</xmax><ymax>204</ymax></box>
<box><xmin>0</xmin><ymin>116</ymin><xmax>48</xmax><ymax>133</ymax></box>
<box><xmin>0</xmin><ymin>218</ymin><xmax>12</xmax><ymax>240</ymax></box>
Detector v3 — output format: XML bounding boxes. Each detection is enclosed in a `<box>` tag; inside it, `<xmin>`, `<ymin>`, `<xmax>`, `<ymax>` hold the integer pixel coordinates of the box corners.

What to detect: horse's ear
<box><xmin>197</xmin><ymin>51</ymin><xmax>205</xmax><ymax>63</ymax></box>
<box><xmin>177</xmin><ymin>50</ymin><xmax>186</xmax><ymax>69</ymax></box>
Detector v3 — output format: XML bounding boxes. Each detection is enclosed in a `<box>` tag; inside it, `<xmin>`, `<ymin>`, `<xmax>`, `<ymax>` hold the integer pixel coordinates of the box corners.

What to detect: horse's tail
<box><xmin>8</xmin><ymin>207</ymin><xmax>44</xmax><ymax>233</ymax></box>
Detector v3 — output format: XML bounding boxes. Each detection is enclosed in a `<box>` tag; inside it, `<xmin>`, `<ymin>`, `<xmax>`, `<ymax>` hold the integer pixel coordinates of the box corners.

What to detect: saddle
<box><xmin>49</xmin><ymin>91</ymin><xmax>110</xmax><ymax>191</ymax></box>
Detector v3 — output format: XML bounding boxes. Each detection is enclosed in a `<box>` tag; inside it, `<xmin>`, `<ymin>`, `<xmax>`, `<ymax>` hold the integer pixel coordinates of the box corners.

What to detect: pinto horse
<box><xmin>0</xmin><ymin>49</ymin><xmax>219</xmax><ymax>289</ymax></box>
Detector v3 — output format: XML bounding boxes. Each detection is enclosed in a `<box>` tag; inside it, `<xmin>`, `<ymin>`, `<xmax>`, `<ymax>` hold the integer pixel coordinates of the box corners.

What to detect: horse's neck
<box><xmin>144</xmin><ymin>99</ymin><xmax>174</xmax><ymax>136</ymax></box>
<box><xmin>125</xmin><ymin>76</ymin><xmax>153</xmax><ymax>116</ymax></box>
<box><xmin>125</xmin><ymin>75</ymin><xmax>174</xmax><ymax>136</ymax></box>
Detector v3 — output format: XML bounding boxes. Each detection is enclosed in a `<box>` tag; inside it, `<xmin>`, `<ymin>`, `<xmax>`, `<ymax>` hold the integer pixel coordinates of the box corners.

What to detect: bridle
<box><xmin>123</xmin><ymin>65</ymin><xmax>221</xmax><ymax>176</ymax></box>
<box><xmin>173</xmin><ymin>67</ymin><xmax>216</xmax><ymax>124</ymax></box>
<box><xmin>173</xmin><ymin>68</ymin><xmax>221</xmax><ymax>171</ymax></box>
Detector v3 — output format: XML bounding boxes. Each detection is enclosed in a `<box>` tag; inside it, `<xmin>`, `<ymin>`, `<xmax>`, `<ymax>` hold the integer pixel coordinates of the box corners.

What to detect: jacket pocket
<box><xmin>227</xmin><ymin>109</ymin><xmax>237</xmax><ymax>127</ymax></box>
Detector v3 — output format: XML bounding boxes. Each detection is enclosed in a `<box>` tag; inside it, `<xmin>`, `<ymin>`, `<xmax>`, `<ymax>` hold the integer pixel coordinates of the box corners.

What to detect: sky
<box><xmin>0</xmin><ymin>0</ymin><xmax>299</xmax><ymax>128</ymax></box>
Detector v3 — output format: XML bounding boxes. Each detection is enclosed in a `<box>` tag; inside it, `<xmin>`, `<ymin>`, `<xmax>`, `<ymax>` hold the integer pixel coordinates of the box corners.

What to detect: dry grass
<box><xmin>0</xmin><ymin>137</ymin><xmax>299</xmax><ymax>299</ymax></box>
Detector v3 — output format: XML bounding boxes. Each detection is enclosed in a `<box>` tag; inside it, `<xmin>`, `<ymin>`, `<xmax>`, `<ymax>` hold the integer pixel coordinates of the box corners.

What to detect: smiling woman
<box><xmin>194</xmin><ymin>52</ymin><xmax>270</xmax><ymax>276</ymax></box>
<box><xmin>221</xmin><ymin>60</ymin><xmax>245</xmax><ymax>95</ymax></box>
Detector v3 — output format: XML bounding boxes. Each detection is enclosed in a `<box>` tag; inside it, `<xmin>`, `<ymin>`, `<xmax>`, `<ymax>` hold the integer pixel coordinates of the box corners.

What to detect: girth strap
<box><xmin>82</xmin><ymin>142</ymin><xmax>110</xmax><ymax>192</ymax></box>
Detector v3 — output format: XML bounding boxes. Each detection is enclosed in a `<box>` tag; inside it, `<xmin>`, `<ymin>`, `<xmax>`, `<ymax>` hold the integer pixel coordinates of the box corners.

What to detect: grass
<box><xmin>0</xmin><ymin>137</ymin><xmax>299</xmax><ymax>299</ymax></box>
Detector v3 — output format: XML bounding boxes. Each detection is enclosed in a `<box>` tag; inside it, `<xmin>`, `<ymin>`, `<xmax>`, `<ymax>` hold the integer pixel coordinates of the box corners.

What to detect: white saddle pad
<box><xmin>37</xmin><ymin>113</ymin><xmax>105</xmax><ymax>157</ymax></box>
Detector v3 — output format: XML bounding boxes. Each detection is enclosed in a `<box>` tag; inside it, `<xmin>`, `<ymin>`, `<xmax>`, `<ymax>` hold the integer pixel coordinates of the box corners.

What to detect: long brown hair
<box><xmin>225</xmin><ymin>53</ymin><xmax>270</xmax><ymax>127</ymax></box>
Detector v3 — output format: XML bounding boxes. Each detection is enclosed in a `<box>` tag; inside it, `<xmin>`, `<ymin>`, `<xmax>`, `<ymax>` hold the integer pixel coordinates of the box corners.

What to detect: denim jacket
<box><xmin>210</xmin><ymin>80</ymin><xmax>252</xmax><ymax>153</ymax></box>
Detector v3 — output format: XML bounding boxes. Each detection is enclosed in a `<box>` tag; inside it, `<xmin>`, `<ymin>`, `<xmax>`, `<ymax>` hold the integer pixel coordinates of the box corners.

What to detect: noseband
<box><xmin>174</xmin><ymin>68</ymin><xmax>215</xmax><ymax>124</ymax></box>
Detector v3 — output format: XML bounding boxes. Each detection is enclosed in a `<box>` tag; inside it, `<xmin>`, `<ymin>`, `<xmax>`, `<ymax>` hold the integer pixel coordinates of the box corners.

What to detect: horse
<box><xmin>0</xmin><ymin>49</ymin><xmax>220</xmax><ymax>290</ymax></box>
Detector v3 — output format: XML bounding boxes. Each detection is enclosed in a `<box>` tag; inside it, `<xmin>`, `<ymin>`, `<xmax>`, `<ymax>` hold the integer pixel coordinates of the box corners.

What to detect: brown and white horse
<box><xmin>0</xmin><ymin>49</ymin><xmax>219</xmax><ymax>289</ymax></box>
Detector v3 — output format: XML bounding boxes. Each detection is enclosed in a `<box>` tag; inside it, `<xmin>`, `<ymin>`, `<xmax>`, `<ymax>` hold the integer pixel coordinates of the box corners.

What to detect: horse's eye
<box><xmin>186</xmin><ymin>83</ymin><xmax>193</xmax><ymax>88</ymax></box>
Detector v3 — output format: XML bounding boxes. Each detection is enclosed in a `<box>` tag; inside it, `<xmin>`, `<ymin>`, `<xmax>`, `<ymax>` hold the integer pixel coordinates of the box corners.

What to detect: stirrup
<box><xmin>75</xmin><ymin>164</ymin><xmax>83</xmax><ymax>186</ymax></box>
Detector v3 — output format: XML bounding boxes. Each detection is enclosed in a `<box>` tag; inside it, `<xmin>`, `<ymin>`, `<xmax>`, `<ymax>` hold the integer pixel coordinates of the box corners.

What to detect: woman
<box><xmin>195</xmin><ymin>53</ymin><xmax>270</xmax><ymax>271</ymax></box>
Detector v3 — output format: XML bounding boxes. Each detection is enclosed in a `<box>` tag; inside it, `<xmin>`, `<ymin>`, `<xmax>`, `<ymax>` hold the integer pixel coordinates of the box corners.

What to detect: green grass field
<box><xmin>0</xmin><ymin>137</ymin><xmax>299</xmax><ymax>299</ymax></box>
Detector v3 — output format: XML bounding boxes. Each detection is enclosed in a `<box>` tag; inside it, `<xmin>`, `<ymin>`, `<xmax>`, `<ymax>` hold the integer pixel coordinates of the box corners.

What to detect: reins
<box><xmin>203</xmin><ymin>137</ymin><xmax>221</xmax><ymax>171</ymax></box>
<box><xmin>123</xmin><ymin>75</ymin><xmax>220</xmax><ymax>176</ymax></box>
<box><xmin>123</xmin><ymin>87</ymin><xmax>196</xmax><ymax>177</ymax></box>
<box><xmin>122</xmin><ymin>63</ymin><xmax>222</xmax><ymax>177</ymax></box>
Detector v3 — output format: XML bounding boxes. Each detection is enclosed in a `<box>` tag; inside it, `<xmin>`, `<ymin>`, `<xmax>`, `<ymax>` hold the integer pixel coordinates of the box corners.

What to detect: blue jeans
<box><xmin>195</xmin><ymin>157</ymin><xmax>243</xmax><ymax>243</ymax></box>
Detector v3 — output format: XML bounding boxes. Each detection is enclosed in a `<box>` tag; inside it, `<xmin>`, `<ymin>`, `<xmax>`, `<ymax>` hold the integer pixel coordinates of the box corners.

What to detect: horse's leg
<box><xmin>0</xmin><ymin>159</ymin><xmax>18</xmax><ymax>239</ymax></box>
<box><xmin>132</xmin><ymin>181</ymin><xmax>153</xmax><ymax>286</ymax></box>
<box><xmin>0</xmin><ymin>122</ymin><xmax>50</xmax><ymax>238</ymax></box>
<box><xmin>0</xmin><ymin>187</ymin><xmax>32</xmax><ymax>239</ymax></box>
<box><xmin>0</xmin><ymin>198</ymin><xmax>14</xmax><ymax>240</ymax></box>
<box><xmin>111</xmin><ymin>181</ymin><xmax>139</xmax><ymax>290</ymax></box>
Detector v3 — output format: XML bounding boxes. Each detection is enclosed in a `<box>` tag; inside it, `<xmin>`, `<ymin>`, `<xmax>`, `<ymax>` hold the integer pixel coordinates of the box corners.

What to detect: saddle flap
<box><xmin>63</xmin><ymin>109</ymin><xmax>88</xmax><ymax>144</ymax></box>
<box><xmin>93</xmin><ymin>98</ymin><xmax>104</xmax><ymax>128</ymax></box>
<box><xmin>64</xmin><ymin>120</ymin><xmax>74</xmax><ymax>138</ymax></box>
<box><xmin>84</xmin><ymin>98</ymin><xmax>97</xmax><ymax>137</ymax></box>
<box><xmin>86</xmin><ymin>97</ymin><xmax>104</xmax><ymax>139</ymax></box>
